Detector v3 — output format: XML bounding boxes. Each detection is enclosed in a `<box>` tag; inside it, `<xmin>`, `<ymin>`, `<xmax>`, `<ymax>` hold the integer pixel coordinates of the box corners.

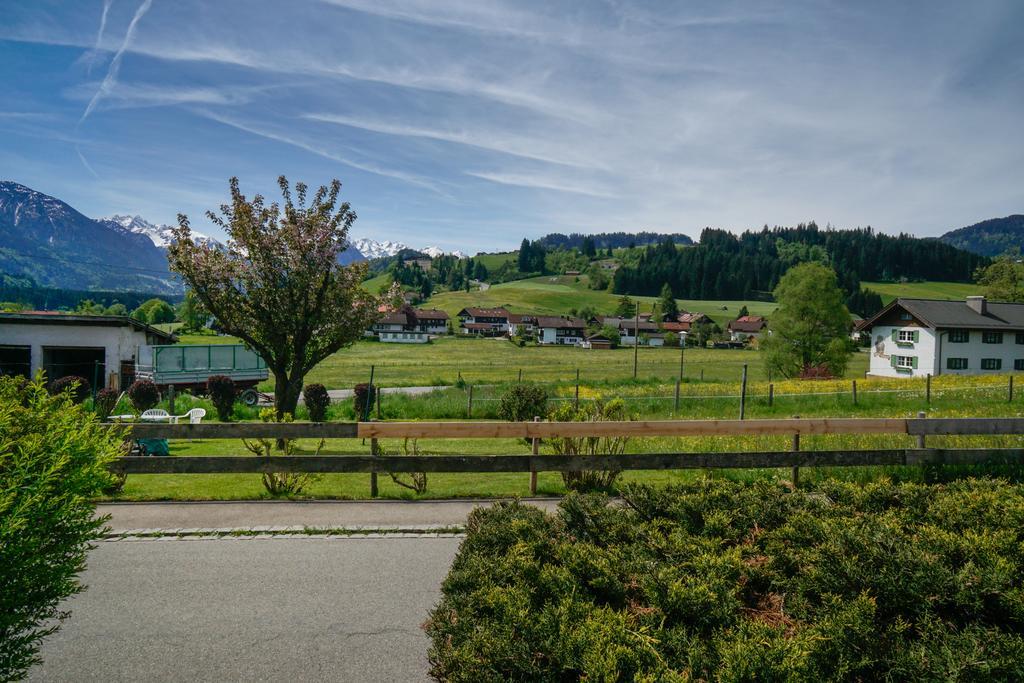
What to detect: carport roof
<box><xmin>0</xmin><ymin>312</ymin><xmax>177</xmax><ymax>342</ymax></box>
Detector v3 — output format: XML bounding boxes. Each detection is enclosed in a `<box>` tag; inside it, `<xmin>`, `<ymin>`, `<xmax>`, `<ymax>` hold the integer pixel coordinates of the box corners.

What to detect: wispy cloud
<box><xmin>80</xmin><ymin>0</ymin><xmax>152</xmax><ymax>124</ymax></box>
<box><xmin>466</xmin><ymin>170</ymin><xmax>617</xmax><ymax>198</ymax></box>
<box><xmin>81</xmin><ymin>0</ymin><xmax>115</xmax><ymax>75</ymax></box>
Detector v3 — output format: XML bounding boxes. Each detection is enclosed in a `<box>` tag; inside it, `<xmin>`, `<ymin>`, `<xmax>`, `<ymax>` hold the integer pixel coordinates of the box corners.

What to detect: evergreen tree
<box><xmin>615</xmin><ymin>295</ymin><xmax>636</xmax><ymax>318</ymax></box>
<box><xmin>658</xmin><ymin>283</ymin><xmax>678</xmax><ymax>321</ymax></box>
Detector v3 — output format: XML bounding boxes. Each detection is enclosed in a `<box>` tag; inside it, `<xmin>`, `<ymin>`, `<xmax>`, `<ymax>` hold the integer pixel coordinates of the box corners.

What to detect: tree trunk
<box><xmin>272</xmin><ymin>370</ymin><xmax>304</xmax><ymax>449</ymax></box>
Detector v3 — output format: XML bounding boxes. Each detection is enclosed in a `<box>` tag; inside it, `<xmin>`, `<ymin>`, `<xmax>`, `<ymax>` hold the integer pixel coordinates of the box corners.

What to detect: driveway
<box><xmin>30</xmin><ymin>537</ymin><xmax>460</xmax><ymax>682</ymax></box>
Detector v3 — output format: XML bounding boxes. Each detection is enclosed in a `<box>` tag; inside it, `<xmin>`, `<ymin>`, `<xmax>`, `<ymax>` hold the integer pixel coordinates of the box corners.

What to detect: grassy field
<box><xmin>426</xmin><ymin>275</ymin><xmax>775</xmax><ymax>326</ymax></box>
<box><xmin>862</xmin><ymin>280</ymin><xmax>981</xmax><ymax>303</ymax></box>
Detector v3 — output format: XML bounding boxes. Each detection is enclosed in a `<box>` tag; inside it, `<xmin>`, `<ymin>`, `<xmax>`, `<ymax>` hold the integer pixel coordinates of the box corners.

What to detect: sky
<box><xmin>0</xmin><ymin>0</ymin><xmax>1021</xmax><ymax>252</ymax></box>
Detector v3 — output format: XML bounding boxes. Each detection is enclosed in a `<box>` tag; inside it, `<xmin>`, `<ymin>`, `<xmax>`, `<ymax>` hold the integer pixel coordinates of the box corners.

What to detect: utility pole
<box><xmin>633</xmin><ymin>301</ymin><xmax>640</xmax><ymax>379</ymax></box>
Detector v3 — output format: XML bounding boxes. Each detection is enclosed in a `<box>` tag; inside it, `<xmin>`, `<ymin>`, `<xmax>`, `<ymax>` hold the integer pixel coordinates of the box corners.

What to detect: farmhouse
<box><xmin>457</xmin><ymin>307</ymin><xmax>509</xmax><ymax>336</ymax></box>
<box><xmin>507</xmin><ymin>313</ymin><xmax>538</xmax><ymax>337</ymax></box>
<box><xmin>860</xmin><ymin>296</ymin><xmax>1024</xmax><ymax>377</ymax></box>
<box><xmin>619</xmin><ymin>319</ymin><xmax>664</xmax><ymax>346</ymax></box>
<box><xmin>728</xmin><ymin>315</ymin><xmax>767</xmax><ymax>341</ymax></box>
<box><xmin>369</xmin><ymin>306</ymin><xmax>449</xmax><ymax>343</ymax></box>
<box><xmin>536</xmin><ymin>316</ymin><xmax>587</xmax><ymax>345</ymax></box>
<box><xmin>673</xmin><ymin>312</ymin><xmax>713</xmax><ymax>333</ymax></box>
<box><xmin>0</xmin><ymin>311</ymin><xmax>176</xmax><ymax>389</ymax></box>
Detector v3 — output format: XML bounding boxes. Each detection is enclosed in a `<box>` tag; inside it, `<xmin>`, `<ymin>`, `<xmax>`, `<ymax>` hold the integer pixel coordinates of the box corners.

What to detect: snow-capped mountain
<box><xmin>106</xmin><ymin>214</ymin><xmax>218</xmax><ymax>249</ymax></box>
<box><xmin>350</xmin><ymin>238</ymin><xmax>467</xmax><ymax>260</ymax></box>
<box><xmin>422</xmin><ymin>245</ymin><xmax>468</xmax><ymax>259</ymax></box>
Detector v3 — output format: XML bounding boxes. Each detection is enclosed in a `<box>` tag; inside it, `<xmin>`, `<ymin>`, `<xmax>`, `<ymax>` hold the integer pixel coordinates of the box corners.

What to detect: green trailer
<box><xmin>135</xmin><ymin>343</ymin><xmax>269</xmax><ymax>405</ymax></box>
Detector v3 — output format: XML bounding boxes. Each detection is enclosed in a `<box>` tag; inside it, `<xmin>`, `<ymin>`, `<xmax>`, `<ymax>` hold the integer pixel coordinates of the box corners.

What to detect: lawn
<box><xmin>862</xmin><ymin>280</ymin><xmax>981</xmax><ymax>303</ymax></box>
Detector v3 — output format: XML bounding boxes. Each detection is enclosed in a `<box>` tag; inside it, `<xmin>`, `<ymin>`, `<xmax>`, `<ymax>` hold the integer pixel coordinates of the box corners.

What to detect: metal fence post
<box><xmin>768</xmin><ymin>383</ymin><xmax>774</xmax><ymax>407</ymax></box>
<box><xmin>575</xmin><ymin>369</ymin><xmax>580</xmax><ymax>410</ymax></box>
<box><xmin>468</xmin><ymin>384</ymin><xmax>474</xmax><ymax>418</ymax></box>
<box><xmin>1010</xmin><ymin>375</ymin><xmax>1014</xmax><ymax>403</ymax></box>
<box><xmin>529</xmin><ymin>416</ymin><xmax>540</xmax><ymax>495</ymax></box>
<box><xmin>917</xmin><ymin>411</ymin><xmax>926</xmax><ymax>449</ymax></box>
<box><xmin>674</xmin><ymin>379</ymin><xmax>681</xmax><ymax>414</ymax></box>
<box><xmin>852</xmin><ymin>379</ymin><xmax>857</xmax><ymax>406</ymax></box>
<box><xmin>926</xmin><ymin>374</ymin><xmax>931</xmax><ymax>405</ymax></box>
<box><xmin>739</xmin><ymin>364</ymin><xmax>748</xmax><ymax>420</ymax></box>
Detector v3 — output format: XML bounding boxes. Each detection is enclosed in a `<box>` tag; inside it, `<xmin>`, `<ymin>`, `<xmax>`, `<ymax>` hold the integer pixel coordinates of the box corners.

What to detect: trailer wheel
<box><xmin>240</xmin><ymin>389</ymin><xmax>260</xmax><ymax>407</ymax></box>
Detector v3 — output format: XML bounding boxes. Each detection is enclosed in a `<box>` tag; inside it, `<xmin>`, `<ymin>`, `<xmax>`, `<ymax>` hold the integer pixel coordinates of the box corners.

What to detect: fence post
<box><xmin>674</xmin><ymin>379</ymin><xmax>681</xmax><ymax>414</ymax></box>
<box><xmin>926</xmin><ymin>374</ymin><xmax>931</xmax><ymax>405</ymax></box>
<box><xmin>768</xmin><ymin>383</ymin><xmax>774</xmax><ymax>407</ymax></box>
<box><xmin>370</xmin><ymin>437</ymin><xmax>379</xmax><ymax>497</ymax></box>
<box><xmin>916</xmin><ymin>411</ymin><xmax>926</xmax><ymax>449</ymax></box>
<box><xmin>739</xmin><ymin>364</ymin><xmax>748</xmax><ymax>419</ymax></box>
<box><xmin>1010</xmin><ymin>375</ymin><xmax>1014</xmax><ymax>403</ymax></box>
<box><xmin>791</xmin><ymin>415</ymin><xmax>801</xmax><ymax>487</ymax></box>
<box><xmin>518</xmin><ymin>368</ymin><xmax>523</xmax><ymax>383</ymax></box>
<box><xmin>168</xmin><ymin>384</ymin><xmax>176</xmax><ymax>415</ymax></box>
<box><xmin>468</xmin><ymin>384</ymin><xmax>474</xmax><ymax>418</ymax></box>
<box><xmin>529</xmin><ymin>416</ymin><xmax>540</xmax><ymax>495</ymax></box>
<box><xmin>700</xmin><ymin>368</ymin><xmax>704</xmax><ymax>382</ymax></box>
<box><xmin>575</xmin><ymin>368</ymin><xmax>580</xmax><ymax>410</ymax></box>
<box><xmin>852</xmin><ymin>379</ymin><xmax>857</xmax><ymax>406</ymax></box>
<box><xmin>376</xmin><ymin>387</ymin><xmax>382</xmax><ymax>419</ymax></box>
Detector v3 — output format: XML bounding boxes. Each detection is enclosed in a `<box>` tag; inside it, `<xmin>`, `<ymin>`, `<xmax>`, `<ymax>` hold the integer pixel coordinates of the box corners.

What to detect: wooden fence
<box><xmin>110</xmin><ymin>418</ymin><xmax>1024</xmax><ymax>481</ymax></box>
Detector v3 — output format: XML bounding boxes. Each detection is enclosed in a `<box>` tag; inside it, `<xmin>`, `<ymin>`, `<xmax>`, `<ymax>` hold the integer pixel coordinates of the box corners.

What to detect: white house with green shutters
<box><xmin>859</xmin><ymin>296</ymin><xmax>1024</xmax><ymax>378</ymax></box>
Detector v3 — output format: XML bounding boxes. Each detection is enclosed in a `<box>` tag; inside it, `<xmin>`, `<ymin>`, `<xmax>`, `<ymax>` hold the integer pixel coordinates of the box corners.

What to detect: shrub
<box><xmin>243</xmin><ymin>408</ymin><xmax>321</xmax><ymax>496</ymax></box>
<box><xmin>93</xmin><ymin>387</ymin><xmax>119</xmax><ymax>419</ymax></box>
<box><xmin>126</xmin><ymin>379</ymin><xmax>159</xmax><ymax>413</ymax></box>
<box><xmin>0</xmin><ymin>376</ymin><xmax>121</xmax><ymax>680</ymax></box>
<box><xmin>386</xmin><ymin>438</ymin><xmax>428</xmax><ymax>495</ymax></box>
<box><xmin>353</xmin><ymin>383</ymin><xmax>376</xmax><ymax>420</ymax></box>
<box><xmin>427</xmin><ymin>480</ymin><xmax>1024</xmax><ymax>681</ymax></box>
<box><xmin>548</xmin><ymin>397</ymin><xmax>632</xmax><ymax>492</ymax></box>
<box><xmin>303</xmin><ymin>383</ymin><xmax>330</xmax><ymax>422</ymax></box>
<box><xmin>206</xmin><ymin>375</ymin><xmax>236</xmax><ymax>421</ymax></box>
<box><xmin>497</xmin><ymin>383</ymin><xmax>547</xmax><ymax>422</ymax></box>
<box><xmin>47</xmin><ymin>375</ymin><xmax>91</xmax><ymax>404</ymax></box>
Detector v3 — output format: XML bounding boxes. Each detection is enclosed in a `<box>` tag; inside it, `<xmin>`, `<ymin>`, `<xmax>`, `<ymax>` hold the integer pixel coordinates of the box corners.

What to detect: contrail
<box><xmin>76</xmin><ymin>145</ymin><xmax>100</xmax><ymax>179</ymax></box>
<box><xmin>86</xmin><ymin>0</ymin><xmax>115</xmax><ymax>75</ymax></box>
<box><xmin>80</xmin><ymin>0</ymin><xmax>153</xmax><ymax>123</ymax></box>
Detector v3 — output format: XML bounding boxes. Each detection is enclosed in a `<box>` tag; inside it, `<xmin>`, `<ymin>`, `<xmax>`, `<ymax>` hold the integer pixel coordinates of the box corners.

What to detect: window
<box><xmin>897</xmin><ymin>330</ymin><xmax>916</xmax><ymax>343</ymax></box>
<box><xmin>947</xmin><ymin>357</ymin><xmax>968</xmax><ymax>370</ymax></box>
<box><xmin>899</xmin><ymin>312</ymin><xmax>912</xmax><ymax>320</ymax></box>
<box><xmin>895</xmin><ymin>356</ymin><xmax>915</xmax><ymax>369</ymax></box>
<box><xmin>981</xmin><ymin>358</ymin><xmax>1002</xmax><ymax>370</ymax></box>
<box><xmin>1017</xmin><ymin>333</ymin><xmax>1024</xmax><ymax>345</ymax></box>
<box><xmin>983</xmin><ymin>331</ymin><xmax>1004</xmax><ymax>344</ymax></box>
<box><xmin>948</xmin><ymin>329</ymin><xmax>969</xmax><ymax>343</ymax></box>
<box><xmin>1016</xmin><ymin>359</ymin><xmax>1024</xmax><ymax>371</ymax></box>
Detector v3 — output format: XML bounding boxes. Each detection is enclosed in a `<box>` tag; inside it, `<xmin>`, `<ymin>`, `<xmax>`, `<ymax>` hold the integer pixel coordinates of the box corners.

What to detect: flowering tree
<box><xmin>168</xmin><ymin>176</ymin><xmax>385</xmax><ymax>418</ymax></box>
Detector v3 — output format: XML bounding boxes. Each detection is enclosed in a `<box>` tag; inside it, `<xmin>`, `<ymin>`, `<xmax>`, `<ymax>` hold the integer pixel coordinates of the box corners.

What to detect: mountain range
<box><xmin>939</xmin><ymin>215</ymin><xmax>1024</xmax><ymax>258</ymax></box>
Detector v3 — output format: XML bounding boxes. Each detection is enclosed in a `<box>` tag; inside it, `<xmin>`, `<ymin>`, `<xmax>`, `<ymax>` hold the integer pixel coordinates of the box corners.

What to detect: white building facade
<box><xmin>862</xmin><ymin>297</ymin><xmax>1024</xmax><ymax>378</ymax></box>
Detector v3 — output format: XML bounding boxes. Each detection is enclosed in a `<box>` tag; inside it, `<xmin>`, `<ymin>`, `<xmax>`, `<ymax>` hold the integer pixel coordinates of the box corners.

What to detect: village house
<box><xmin>860</xmin><ymin>296</ymin><xmax>1024</xmax><ymax>378</ymax></box>
<box><xmin>581</xmin><ymin>333</ymin><xmax>614</xmax><ymax>350</ymax></box>
<box><xmin>728</xmin><ymin>315</ymin><xmax>767</xmax><ymax>342</ymax></box>
<box><xmin>507</xmin><ymin>313</ymin><xmax>538</xmax><ymax>337</ymax></box>
<box><xmin>0</xmin><ymin>311</ymin><xmax>176</xmax><ymax>389</ymax></box>
<box><xmin>457</xmin><ymin>307</ymin><xmax>510</xmax><ymax>336</ymax></box>
<box><xmin>536</xmin><ymin>316</ymin><xmax>587</xmax><ymax>345</ymax></box>
<box><xmin>618</xmin><ymin>319</ymin><xmax>665</xmax><ymax>346</ymax></box>
<box><xmin>369</xmin><ymin>305</ymin><xmax>449</xmax><ymax>343</ymax></box>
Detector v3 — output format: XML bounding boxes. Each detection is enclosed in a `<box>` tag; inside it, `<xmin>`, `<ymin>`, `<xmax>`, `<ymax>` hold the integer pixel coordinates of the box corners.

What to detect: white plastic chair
<box><xmin>140</xmin><ymin>409</ymin><xmax>171</xmax><ymax>422</ymax></box>
<box><xmin>171</xmin><ymin>408</ymin><xmax>206</xmax><ymax>425</ymax></box>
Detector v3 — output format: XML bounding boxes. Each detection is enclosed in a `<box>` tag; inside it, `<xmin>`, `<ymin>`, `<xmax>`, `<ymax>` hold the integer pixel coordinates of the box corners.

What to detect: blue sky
<box><xmin>1</xmin><ymin>0</ymin><xmax>1021</xmax><ymax>252</ymax></box>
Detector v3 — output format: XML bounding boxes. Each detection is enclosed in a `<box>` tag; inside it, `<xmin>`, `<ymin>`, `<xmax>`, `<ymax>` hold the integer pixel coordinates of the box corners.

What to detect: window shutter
<box><xmin>913</xmin><ymin>330</ymin><xmax>919</xmax><ymax>343</ymax></box>
<box><xmin>912</xmin><ymin>356</ymin><xmax>919</xmax><ymax>369</ymax></box>
<box><xmin>891</xmin><ymin>329</ymin><xmax>898</xmax><ymax>342</ymax></box>
<box><xmin>891</xmin><ymin>355</ymin><xmax>898</xmax><ymax>368</ymax></box>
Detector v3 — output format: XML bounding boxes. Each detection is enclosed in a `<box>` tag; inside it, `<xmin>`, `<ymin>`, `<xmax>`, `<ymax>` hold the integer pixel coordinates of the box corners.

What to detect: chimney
<box><xmin>967</xmin><ymin>296</ymin><xmax>987</xmax><ymax>315</ymax></box>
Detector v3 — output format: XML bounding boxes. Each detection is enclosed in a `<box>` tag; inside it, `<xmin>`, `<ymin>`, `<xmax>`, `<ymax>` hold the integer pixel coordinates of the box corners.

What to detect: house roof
<box><xmin>728</xmin><ymin>316</ymin><xmax>767</xmax><ymax>332</ymax></box>
<box><xmin>462</xmin><ymin>322</ymin><xmax>496</xmax><ymax>331</ymax></box>
<box><xmin>677</xmin><ymin>312</ymin><xmax>711</xmax><ymax>324</ymax></box>
<box><xmin>412</xmin><ymin>308</ymin><xmax>449</xmax><ymax>320</ymax></box>
<box><xmin>508</xmin><ymin>313</ymin><xmax>537</xmax><ymax>324</ymax></box>
<box><xmin>0</xmin><ymin>312</ymin><xmax>177</xmax><ymax>342</ymax></box>
<box><xmin>536</xmin><ymin>316</ymin><xmax>586</xmax><ymax>329</ymax></box>
<box><xmin>457</xmin><ymin>307</ymin><xmax>509</xmax><ymax>318</ymax></box>
<box><xmin>619</xmin><ymin>320</ymin><xmax>659</xmax><ymax>332</ymax></box>
<box><xmin>378</xmin><ymin>312</ymin><xmax>410</xmax><ymax>325</ymax></box>
<box><xmin>861</xmin><ymin>297</ymin><xmax>1024</xmax><ymax>331</ymax></box>
<box><xmin>661</xmin><ymin>322</ymin><xmax>689</xmax><ymax>332</ymax></box>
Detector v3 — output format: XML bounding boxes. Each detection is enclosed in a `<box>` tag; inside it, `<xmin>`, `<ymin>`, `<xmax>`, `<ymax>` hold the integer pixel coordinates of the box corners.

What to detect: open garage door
<box><xmin>0</xmin><ymin>345</ymin><xmax>31</xmax><ymax>379</ymax></box>
<box><xmin>42</xmin><ymin>347</ymin><xmax>106</xmax><ymax>388</ymax></box>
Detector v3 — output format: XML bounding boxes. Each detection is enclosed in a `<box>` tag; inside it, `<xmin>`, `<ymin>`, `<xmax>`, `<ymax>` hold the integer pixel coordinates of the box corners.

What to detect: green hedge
<box><xmin>426</xmin><ymin>479</ymin><xmax>1024</xmax><ymax>681</ymax></box>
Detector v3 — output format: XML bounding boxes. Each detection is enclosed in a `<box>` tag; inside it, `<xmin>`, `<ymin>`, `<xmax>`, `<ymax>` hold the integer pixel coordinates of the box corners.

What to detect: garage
<box><xmin>0</xmin><ymin>345</ymin><xmax>31</xmax><ymax>378</ymax></box>
<box><xmin>42</xmin><ymin>347</ymin><xmax>106</xmax><ymax>387</ymax></box>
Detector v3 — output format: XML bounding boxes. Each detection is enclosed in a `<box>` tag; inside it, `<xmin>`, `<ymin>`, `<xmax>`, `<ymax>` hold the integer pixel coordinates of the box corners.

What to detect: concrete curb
<box><xmin>100</xmin><ymin>524</ymin><xmax>466</xmax><ymax>541</ymax></box>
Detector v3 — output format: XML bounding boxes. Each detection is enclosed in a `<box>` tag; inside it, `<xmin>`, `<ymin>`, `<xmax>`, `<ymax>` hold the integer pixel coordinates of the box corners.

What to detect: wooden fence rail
<box><xmin>105</xmin><ymin>417</ymin><xmax>1024</xmax><ymax>477</ymax></box>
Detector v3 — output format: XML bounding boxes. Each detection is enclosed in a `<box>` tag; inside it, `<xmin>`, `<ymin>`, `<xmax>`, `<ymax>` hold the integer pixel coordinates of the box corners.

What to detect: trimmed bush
<box><xmin>126</xmin><ymin>379</ymin><xmax>159</xmax><ymax>413</ymax></box>
<box><xmin>207</xmin><ymin>375</ymin><xmax>236</xmax><ymax>421</ymax></box>
<box><xmin>548</xmin><ymin>397</ymin><xmax>632</xmax><ymax>492</ymax></box>
<box><xmin>303</xmin><ymin>383</ymin><xmax>330</xmax><ymax>422</ymax></box>
<box><xmin>427</xmin><ymin>479</ymin><xmax>1024</xmax><ymax>681</ymax></box>
<box><xmin>353</xmin><ymin>383</ymin><xmax>376</xmax><ymax>420</ymax></box>
<box><xmin>47</xmin><ymin>375</ymin><xmax>91</xmax><ymax>404</ymax></box>
<box><xmin>93</xmin><ymin>387</ymin><xmax>119</xmax><ymax>419</ymax></box>
<box><xmin>497</xmin><ymin>383</ymin><xmax>547</xmax><ymax>422</ymax></box>
<box><xmin>0</xmin><ymin>376</ymin><xmax>121</xmax><ymax>680</ymax></box>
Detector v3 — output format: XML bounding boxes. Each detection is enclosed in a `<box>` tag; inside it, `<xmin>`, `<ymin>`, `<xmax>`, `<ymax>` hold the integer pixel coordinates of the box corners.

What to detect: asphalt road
<box><xmin>29</xmin><ymin>536</ymin><xmax>461</xmax><ymax>682</ymax></box>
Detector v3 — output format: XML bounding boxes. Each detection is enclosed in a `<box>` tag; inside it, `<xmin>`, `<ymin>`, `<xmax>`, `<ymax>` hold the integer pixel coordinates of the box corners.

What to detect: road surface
<box><xmin>30</xmin><ymin>536</ymin><xmax>460</xmax><ymax>682</ymax></box>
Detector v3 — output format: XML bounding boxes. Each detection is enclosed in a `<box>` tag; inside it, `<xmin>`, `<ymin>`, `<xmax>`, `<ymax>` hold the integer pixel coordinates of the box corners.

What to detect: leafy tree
<box><xmin>104</xmin><ymin>302</ymin><xmax>127</xmax><ymax>316</ymax></box>
<box><xmin>177</xmin><ymin>290</ymin><xmax>210</xmax><ymax>331</ymax></box>
<box><xmin>75</xmin><ymin>299</ymin><xmax>105</xmax><ymax>315</ymax></box>
<box><xmin>975</xmin><ymin>255</ymin><xmax>1024</xmax><ymax>302</ymax></box>
<box><xmin>0</xmin><ymin>376</ymin><xmax>119</xmax><ymax>680</ymax></box>
<box><xmin>168</xmin><ymin>176</ymin><xmax>384</xmax><ymax>419</ymax></box>
<box><xmin>598</xmin><ymin>325</ymin><xmax>621</xmax><ymax>348</ymax></box>
<box><xmin>760</xmin><ymin>263</ymin><xmax>852</xmax><ymax>378</ymax></box>
<box><xmin>658</xmin><ymin>283</ymin><xmax>678</xmax><ymax>321</ymax></box>
<box><xmin>131</xmin><ymin>298</ymin><xmax>174</xmax><ymax>325</ymax></box>
<box><xmin>614</xmin><ymin>295</ymin><xmax>636</xmax><ymax>318</ymax></box>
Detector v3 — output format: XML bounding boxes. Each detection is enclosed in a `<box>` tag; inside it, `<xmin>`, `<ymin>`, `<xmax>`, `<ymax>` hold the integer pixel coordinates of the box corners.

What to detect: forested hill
<box><xmin>940</xmin><ymin>215</ymin><xmax>1024</xmax><ymax>257</ymax></box>
<box><xmin>612</xmin><ymin>223</ymin><xmax>988</xmax><ymax>315</ymax></box>
<box><xmin>537</xmin><ymin>231</ymin><xmax>694</xmax><ymax>250</ymax></box>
